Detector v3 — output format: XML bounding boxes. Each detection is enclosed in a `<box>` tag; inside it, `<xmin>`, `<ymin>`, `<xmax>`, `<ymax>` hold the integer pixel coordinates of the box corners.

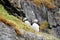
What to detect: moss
<box><xmin>39</xmin><ymin>20</ymin><xmax>48</xmax><ymax>30</ymax></box>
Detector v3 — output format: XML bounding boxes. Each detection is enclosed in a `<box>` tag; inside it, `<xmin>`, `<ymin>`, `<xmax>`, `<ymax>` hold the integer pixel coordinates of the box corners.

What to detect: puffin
<box><xmin>31</xmin><ymin>19</ymin><xmax>39</xmax><ymax>32</ymax></box>
<box><xmin>23</xmin><ymin>18</ymin><xmax>31</xmax><ymax>26</ymax></box>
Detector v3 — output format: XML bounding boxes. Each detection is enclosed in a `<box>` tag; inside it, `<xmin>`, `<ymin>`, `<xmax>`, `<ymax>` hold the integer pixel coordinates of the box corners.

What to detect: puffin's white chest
<box><xmin>31</xmin><ymin>23</ymin><xmax>39</xmax><ymax>32</ymax></box>
<box><xmin>24</xmin><ymin>21</ymin><xmax>31</xmax><ymax>26</ymax></box>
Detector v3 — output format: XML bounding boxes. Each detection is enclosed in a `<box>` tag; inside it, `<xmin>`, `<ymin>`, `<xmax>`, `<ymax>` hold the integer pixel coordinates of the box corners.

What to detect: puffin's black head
<box><xmin>23</xmin><ymin>18</ymin><xmax>28</xmax><ymax>22</ymax></box>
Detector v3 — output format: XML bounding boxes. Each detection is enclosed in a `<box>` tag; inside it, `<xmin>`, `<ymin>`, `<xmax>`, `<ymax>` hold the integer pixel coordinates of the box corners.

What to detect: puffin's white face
<box><xmin>33</xmin><ymin>19</ymin><xmax>38</xmax><ymax>23</ymax></box>
<box><xmin>23</xmin><ymin>18</ymin><xmax>27</xmax><ymax>21</ymax></box>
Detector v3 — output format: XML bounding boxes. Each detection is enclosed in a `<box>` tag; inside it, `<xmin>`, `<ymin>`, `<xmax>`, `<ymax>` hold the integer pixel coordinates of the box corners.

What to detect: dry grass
<box><xmin>33</xmin><ymin>0</ymin><xmax>56</xmax><ymax>9</ymax></box>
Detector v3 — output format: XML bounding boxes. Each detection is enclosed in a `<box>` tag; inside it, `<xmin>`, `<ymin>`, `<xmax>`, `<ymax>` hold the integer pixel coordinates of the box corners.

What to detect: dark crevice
<box><xmin>0</xmin><ymin>0</ymin><xmax>25</xmax><ymax>18</ymax></box>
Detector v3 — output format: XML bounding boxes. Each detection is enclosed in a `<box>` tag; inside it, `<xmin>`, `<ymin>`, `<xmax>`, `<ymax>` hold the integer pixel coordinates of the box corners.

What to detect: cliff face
<box><xmin>0</xmin><ymin>0</ymin><xmax>60</xmax><ymax>40</ymax></box>
<box><xmin>0</xmin><ymin>5</ymin><xmax>59</xmax><ymax>40</ymax></box>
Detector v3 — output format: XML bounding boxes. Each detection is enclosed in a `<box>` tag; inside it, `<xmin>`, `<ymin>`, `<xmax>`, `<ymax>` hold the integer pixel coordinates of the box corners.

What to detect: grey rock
<box><xmin>0</xmin><ymin>22</ymin><xmax>18</xmax><ymax>40</ymax></box>
<box><xmin>54</xmin><ymin>9</ymin><xmax>60</xmax><ymax>25</ymax></box>
<box><xmin>54</xmin><ymin>0</ymin><xmax>60</xmax><ymax>7</ymax></box>
<box><xmin>23</xmin><ymin>1</ymin><xmax>36</xmax><ymax>23</ymax></box>
<box><xmin>52</xmin><ymin>26</ymin><xmax>60</xmax><ymax>39</ymax></box>
<box><xmin>48</xmin><ymin>11</ymin><xmax>57</xmax><ymax>26</ymax></box>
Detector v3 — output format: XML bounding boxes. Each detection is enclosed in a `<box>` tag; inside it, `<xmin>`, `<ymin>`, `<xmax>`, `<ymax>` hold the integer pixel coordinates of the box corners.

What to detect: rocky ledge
<box><xmin>0</xmin><ymin>22</ymin><xmax>59</xmax><ymax>40</ymax></box>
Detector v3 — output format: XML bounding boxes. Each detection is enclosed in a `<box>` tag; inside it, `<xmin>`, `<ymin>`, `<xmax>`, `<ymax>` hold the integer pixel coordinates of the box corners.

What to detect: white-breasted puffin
<box><xmin>31</xmin><ymin>19</ymin><xmax>39</xmax><ymax>32</ymax></box>
<box><xmin>23</xmin><ymin>18</ymin><xmax>31</xmax><ymax>26</ymax></box>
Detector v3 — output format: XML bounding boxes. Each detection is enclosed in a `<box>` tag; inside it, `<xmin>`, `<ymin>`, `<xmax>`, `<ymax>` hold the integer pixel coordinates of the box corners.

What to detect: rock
<box><xmin>0</xmin><ymin>21</ymin><xmax>59</xmax><ymax>40</ymax></box>
<box><xmin>52</xmin><ymin>26</ymin><xmax>60</xmax><ymax>39</ymax></box>
<box><xmin>0</xmin><ymin>0</ymin><xmax>60</xmax><ymax>40</ymax></box>
<box><xmin>0</xmin><ymin>22</ymin><xmax>18</xmax><ymax>40</ymax></box>
<box><xmin>22</xmin><ymin>1</ymin><xmax>36</xmax><ymax>23</ymax></box>
<box><xmin>8</xmin><ymin>0</ymin><xmax>21</xmax><ymax>9</ymax></box>
<box><xmin>48</xmin><ymin>11</ymin><xmax>57</xmax><ymax>26</ymax></box>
